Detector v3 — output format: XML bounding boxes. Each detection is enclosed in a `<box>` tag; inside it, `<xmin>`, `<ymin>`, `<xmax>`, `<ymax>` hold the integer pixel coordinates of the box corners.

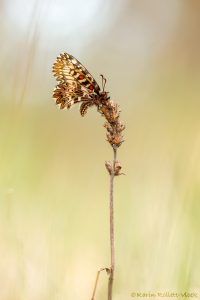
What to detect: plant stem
<box><xmin>108</xmin><ymin>147</ymin><xmax>117</xmax><ymax>300</ymax></box>
<box><xmin>91</xmin><ymin>268</ymin><xmax>108</xmax><ymax>300</ymax></box>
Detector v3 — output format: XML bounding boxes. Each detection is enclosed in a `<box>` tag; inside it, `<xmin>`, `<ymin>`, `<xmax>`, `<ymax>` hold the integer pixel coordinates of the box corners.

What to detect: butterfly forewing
<box><xmin>52</xmin><ymin>53</ymin><xmax>101</xmax><ymax>112</ymax></box>
<box><xmin>53</xmin><ymin>53</ymin><xmax>100</xmax><ymax>94</ymax></box>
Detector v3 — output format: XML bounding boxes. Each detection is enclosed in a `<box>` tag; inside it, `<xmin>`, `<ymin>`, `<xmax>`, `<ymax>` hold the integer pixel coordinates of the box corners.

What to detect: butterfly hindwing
<box><xmin>53</xmin><ymin>81</ymin><xmax>84</xmax><ymax>109</ymax></box>
<box><xmin>80</xmin><ymin>101</ymin><xmax>94</xmax><ymax>116</ymax></box>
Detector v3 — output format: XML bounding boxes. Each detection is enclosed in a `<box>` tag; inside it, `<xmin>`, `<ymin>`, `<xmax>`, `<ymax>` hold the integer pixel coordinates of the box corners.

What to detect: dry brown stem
<box><xmin>52</xmin><ymin>55</ymin><xmax>125</xmax><ymax>300</ymax></box>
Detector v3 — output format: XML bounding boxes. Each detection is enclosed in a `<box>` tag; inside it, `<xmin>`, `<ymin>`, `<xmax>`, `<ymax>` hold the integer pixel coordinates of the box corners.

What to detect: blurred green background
<box><xmin>0</xmin><ymin>0</ymin><xmax>200</xmax><ymax>299</ymax></box>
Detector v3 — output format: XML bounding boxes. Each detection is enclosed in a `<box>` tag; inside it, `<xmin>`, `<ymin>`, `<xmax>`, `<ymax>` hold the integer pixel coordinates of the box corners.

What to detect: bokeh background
<box><xmin>0</xmin><ymin>0</ymin><xmax>200</xmax><ymax>299</ymax></box>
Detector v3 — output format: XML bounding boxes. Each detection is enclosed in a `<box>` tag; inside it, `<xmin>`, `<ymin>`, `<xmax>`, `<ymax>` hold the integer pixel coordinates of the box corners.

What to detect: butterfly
<box><xmin>52</xmin><ymin>53</ymin><xmax>109</xmax><ymax>116</ymax></box>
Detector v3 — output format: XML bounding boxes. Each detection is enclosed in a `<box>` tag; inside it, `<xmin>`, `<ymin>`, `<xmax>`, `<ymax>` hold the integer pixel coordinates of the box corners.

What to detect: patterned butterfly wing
<box><xmin>52</xmin><ymin>53</ymin><xmax>101</xmax><ymax>113</ymax></box>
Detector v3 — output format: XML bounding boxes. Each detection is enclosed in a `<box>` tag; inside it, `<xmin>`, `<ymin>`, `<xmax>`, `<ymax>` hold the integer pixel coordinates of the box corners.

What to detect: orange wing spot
<box><xmin>89</xmin><ymin>84</ymin><xmax>94</xmax><ymax>90</ymax></box>
<box><xmin>79</xmin><ymin>75</ymin><xmax>85</xmax><ymax>80</ymax></box>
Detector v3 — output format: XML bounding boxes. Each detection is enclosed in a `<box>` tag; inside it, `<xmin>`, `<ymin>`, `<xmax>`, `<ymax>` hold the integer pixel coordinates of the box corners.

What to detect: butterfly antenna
<box><xmin>100</xmin><ymin>74</ymin><xmax>107</xmax><ymax>92</ymax></box>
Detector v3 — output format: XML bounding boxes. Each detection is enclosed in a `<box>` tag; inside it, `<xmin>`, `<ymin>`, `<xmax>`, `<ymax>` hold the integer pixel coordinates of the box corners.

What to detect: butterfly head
<box><xmin>101</xmin><ymin>91</ymin><xmax>110</xmax><ymax>101</ymax></box>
